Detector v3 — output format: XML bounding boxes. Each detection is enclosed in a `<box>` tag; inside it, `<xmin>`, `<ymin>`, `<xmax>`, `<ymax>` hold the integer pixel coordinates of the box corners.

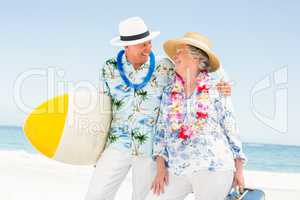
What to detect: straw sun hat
<box><xmin>163</xmin><ymin>32</ymin><xmax>220</xmax><ymax>72</ymax></box>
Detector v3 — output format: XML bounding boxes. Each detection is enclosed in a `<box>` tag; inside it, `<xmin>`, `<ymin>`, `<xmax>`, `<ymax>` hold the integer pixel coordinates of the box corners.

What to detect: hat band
<box><xmin>120</xmin><ymin>30</ymin><xmax>150</xmax><ymax>41</ymax></box>
<box><xmin>183</xmin><ymin>37</ymin><xmax>210</xmax><ymax>49</ymax></box>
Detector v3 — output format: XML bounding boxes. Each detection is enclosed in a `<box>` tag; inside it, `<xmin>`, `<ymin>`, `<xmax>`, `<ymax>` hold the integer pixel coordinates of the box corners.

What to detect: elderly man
<box><xmin>85</xmin><ymin>17</ymin><xmax>231</xmax><ymax>200</ymax></box>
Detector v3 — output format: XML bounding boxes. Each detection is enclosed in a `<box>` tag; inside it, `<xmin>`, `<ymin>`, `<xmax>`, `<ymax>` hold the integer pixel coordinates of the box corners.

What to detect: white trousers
<box><xmin>145</xmin><ymin>170</ymin><xmax>234</xmax><ymax>200</ymax></box>
<box><xmin>85</xmin><ymin>147</ymin><xmax>156</xmax><ymax>200</ymax></box>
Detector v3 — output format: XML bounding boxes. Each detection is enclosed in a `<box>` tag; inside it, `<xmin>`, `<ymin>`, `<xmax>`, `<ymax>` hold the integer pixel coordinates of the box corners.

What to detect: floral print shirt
<box><xmin>100</xmin><ymin>54</ymin><xmax>174</xmax><ymax>156</ymax></box>
<box><xmin>153</xmin><ymin>71</ymin><xmax>246</xmax><ymax>176</ymax></box>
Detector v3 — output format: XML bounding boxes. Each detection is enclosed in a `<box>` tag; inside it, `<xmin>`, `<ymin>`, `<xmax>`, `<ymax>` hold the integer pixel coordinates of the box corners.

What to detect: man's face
<box><xmin>125</xmin><ymin>40</ymin><xmax>152</xmax><ymax>66</ymax></box>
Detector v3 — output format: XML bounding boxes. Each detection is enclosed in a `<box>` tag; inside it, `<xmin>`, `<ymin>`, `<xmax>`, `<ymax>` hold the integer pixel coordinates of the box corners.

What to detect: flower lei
<box><xmin>168</xmin><ymin>71</ymin><xmax>210</xmax><ymax>140</ymax></box>
<box><xmin>116</xmin><ymin>50</ymin><xmax>155</xmax><ymax>90</ymax></box>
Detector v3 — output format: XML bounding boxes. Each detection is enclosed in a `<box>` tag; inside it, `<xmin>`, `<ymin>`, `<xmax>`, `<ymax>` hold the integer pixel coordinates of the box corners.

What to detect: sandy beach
<box><xmin>1</xmin><ymin>150</ymin><xmax>299</xmax><ymax>200</ymax></box>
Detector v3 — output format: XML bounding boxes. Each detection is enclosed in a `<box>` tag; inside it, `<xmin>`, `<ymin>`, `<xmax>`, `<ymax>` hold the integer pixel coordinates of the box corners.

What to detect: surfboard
<box><xmin>23</xmin><ymin>91</ymin><xmax>112</xmax><ymax>165</ymax></box>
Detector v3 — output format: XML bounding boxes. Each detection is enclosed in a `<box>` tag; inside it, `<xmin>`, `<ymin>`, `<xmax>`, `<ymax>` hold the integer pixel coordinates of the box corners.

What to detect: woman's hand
<box><xmin>232</xmin><ymin>159</ymin><xmax>245</xmax><ymax>193</ymax></box>
<box><xmin>216</xmin><ymin>80</ymin><xmax>231</xmax><ymax>96</ymax></box>
<box><xmin>151</xmin><ymin>156</ymin><xmax>169</xmax><ymax>196</ymax></box>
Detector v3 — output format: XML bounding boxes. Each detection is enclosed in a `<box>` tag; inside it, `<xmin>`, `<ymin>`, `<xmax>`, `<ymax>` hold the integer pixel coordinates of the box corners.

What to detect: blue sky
<box><xmin>0</xmin><ymin>0</ymin><xmax>299</xmax><ymax>145</ymax></box>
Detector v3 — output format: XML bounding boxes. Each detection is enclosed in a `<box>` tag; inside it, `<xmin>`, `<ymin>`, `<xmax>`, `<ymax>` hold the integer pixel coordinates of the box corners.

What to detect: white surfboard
<box><xmin>23</xmin><ymin>90</ymin><xmax>112</xmax><ymax>165</ymax></box>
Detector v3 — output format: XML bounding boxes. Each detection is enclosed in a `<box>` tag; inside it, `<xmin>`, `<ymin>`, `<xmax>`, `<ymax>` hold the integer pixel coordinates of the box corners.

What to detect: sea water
<box><xmin>1</xmin><ymin>126</ymin><xmax>300</xmax><ymax>173</ymax></box>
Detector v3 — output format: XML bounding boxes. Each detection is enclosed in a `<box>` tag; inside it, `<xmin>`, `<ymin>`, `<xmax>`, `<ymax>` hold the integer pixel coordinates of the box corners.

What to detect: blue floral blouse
<box><xmin>153</xmin><ymin>71</ymin><xmax>247</xmax><ymax>176</ymax></box>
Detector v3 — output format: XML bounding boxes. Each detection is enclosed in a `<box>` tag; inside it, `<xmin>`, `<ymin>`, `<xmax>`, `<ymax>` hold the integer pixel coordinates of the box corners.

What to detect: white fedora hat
<box><xmin>110</xmin><ymin>17</ymin><xmax>160</xmax><ymax>46</ymax></box>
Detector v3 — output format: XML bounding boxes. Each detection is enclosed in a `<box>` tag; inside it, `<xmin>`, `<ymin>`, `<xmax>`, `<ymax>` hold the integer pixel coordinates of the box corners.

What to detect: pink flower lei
<box><xmin>168</xmin><ymin>71</ymin><xmax>210</xmax><ymax>140</ymax></box>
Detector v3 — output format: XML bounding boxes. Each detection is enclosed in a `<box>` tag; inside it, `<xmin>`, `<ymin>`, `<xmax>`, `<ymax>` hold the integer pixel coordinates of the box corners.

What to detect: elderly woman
<box><xmin>146</xmin><ymin>32</ymin><xmax>246</xmax><ymax>200</ymax></box>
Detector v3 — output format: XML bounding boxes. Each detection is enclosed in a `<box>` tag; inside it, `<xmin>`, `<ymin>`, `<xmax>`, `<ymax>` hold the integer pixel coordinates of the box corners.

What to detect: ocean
<box><xmin>1</xmin><ymin>126</ymin><xmax>300</xmax><ymax>173</ymax></box>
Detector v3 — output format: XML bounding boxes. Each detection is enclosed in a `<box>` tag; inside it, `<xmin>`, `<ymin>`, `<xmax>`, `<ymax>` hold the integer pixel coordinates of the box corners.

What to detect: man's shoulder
<box><xmin>100</xmin><ymin>58</ymin><xmax>118</xmax><ymax>78</ymax></box>
<box><xmin>100</xmin><ymin>57</ymin><xmax>118</xmax><ymax>81</ymax></box>
<box><xmin>154</xmin><ymin>57</ymin><xmax>175</xmax><ymax>78</ymax></box>
<box><xmin>103</xmin><ymin>57</ymin><xmax>117</xmax><ymax>69</ymax></box>
<box><xmin>157</xmin><ymin>57</ymin><xmax>174</xmax><ymax>68</ymax></box>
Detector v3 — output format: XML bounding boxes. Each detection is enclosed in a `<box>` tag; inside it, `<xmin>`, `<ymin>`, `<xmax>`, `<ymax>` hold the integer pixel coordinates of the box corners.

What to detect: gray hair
<box><xmin>186</xmin><ymin>45</ymin><xmax>210</xmax><ymax>69</ymax></box>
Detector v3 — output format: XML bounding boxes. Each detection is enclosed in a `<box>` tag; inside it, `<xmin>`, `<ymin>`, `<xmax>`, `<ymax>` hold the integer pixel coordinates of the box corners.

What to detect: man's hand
<box><xmin>151</xmin><ymin>156</ymin><xmax>169</xmax><ymax>196</ymax></box>
<box><xmin>216</xmin><ymin>80</ymin><xmax>231</xmax><ymax>96</ymax></box>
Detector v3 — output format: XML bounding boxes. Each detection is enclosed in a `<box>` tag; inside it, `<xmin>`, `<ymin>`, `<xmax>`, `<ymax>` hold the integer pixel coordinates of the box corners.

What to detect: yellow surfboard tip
<box><xmin>23</xmin><ymin>94</ymin><xmax>69</xmax><ymax>158</ymax></box>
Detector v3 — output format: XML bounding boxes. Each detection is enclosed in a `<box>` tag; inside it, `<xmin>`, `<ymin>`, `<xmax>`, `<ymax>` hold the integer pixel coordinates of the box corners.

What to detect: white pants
<box><xmin>145</xmin><ymin>170</ymin><xmax>234</xmax><ymax>200</ymax></box>
<box><xmin>85</xmin><ymin>147</ymin><xmax>156</xmax><ymax>200</ymax></box>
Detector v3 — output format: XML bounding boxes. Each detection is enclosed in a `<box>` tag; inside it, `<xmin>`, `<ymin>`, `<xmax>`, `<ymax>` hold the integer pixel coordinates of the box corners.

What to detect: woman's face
<box><xmin>173</xmin><ymin>44</ymin><xmax>200</xmax><ymax>76</ymax></box>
